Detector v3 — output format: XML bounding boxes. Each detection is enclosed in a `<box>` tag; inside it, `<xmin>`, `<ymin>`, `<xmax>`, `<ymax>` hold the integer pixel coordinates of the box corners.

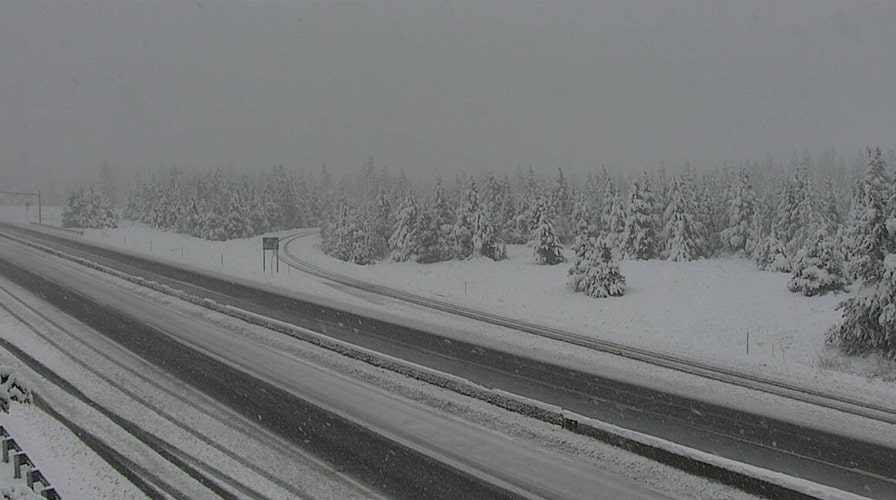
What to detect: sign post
<box><xmin>0</xmin><ymin>190</ymin><xmax>41</xmax><ymax>224</ymax></box>
<box><xmin>262</xmin><ymin>237</ymin><xmax>280</xmax><ymax>273</ymax></box>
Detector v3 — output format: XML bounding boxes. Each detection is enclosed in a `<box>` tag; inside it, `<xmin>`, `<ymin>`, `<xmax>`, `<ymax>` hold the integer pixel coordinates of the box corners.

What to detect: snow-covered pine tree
<box><xmin>453</xmin><ymin>179</ymin><xmax>480</xmax><ymax>259</ymax></box>
<box><xmin>568</xmin><ymin>194</ymin><xmax>596</xmax><ymax>290</ymax></box>
<box><xmin>842</xmin><ymin>147</ymin><xmax>891</xmax><ymax>283</ymax></box>
<box><xmin>745</xmin><ymin>204</ymin><xmax>766</xmax><ymax>259</ymax></box>
<box><xmin>754</xmin><ymin>228</ymin><xmax>791</xmax><ymax>272</ymax></box>
<box><xmin>222</xmin><ymin>188</ymin><xmax>252</xmax><ymax>240</ymax></box>
<box><xmin>695</xmin><ymin>172</ymin><xmax>724</xmax><ymax>256</ymax></box>
<box><xmin>413</xmin><ymin>206</ymin><xmax>444</xmax><ymax>264</ymax></box>
<box><xmin>261</xmin><ymin>171</ymin><xmax>285</xmax><ymax>231</ymax></box>
<box><xmin>389</xmin><ymin>191</ymin><xmax>420</xmax><ymax>262</ymax></box>
<box><xmin>62</xmin><ymin>184</ymin><xmax>119</xmax><ymax>229</ymax></box>
<box><xmin>720</xmin><ymin>168</ymin><xmax>756</xmax><ymax>255</ymax></box>
<box><xmin>199</xmin><ymin>199</ymin><xmax>228</xmax><ymax>241</ymax></box>
<box><xmin>584</xmin><ymin>170</ymin><xmax>603</xmax><ymax>230</ymax></box>
<box><xmin>350</xmin><ymin>217</ymin><xmax>377</xmax><ymax>265</ymax></box>
<box><xmin>500</xmin><ymin>183</ymin><xmax>527</xmax><ymax>244</ymax></box>
<box><xmin>472</xmin><ymin>204</ymin><xmax>507</xmax><ymax>261</ymax></box>
<box><xmin>431</xmin><ymin>178</ymin><xmax>455</xmax><ymax>259</ymax></box>
<box><xmin>481</xmin><ymin>173</ymin><xmax>505</xmax><ymax>235</ymax></box>
<box><xmin>570</xmin><ymin>194</ymin><xmax>594</xmax><ymax>246</ymax></box>
<box><xmin>367</xmin><ymin>190</ymin><xmax>393</xmax><ymax>260</ymax></box>
<box><xmin>827</xmin><ymin>217</ymin><xmax>896</xmax><ymax>358</ymax></box>
<box><xmin>645</xmin><ymin>172</ymin><xmax>667</xmax><ymax>252</ymax></box>
<box><xmin>292</xmin><ymin>171</ymin><xmax>311</xmax><ymax>227</ymax></box>
<box><xmin>505</xmin><ymin>192</ymin><xmax>533</xmax><ymax>245</ymax></box>
<box><xmin>551</xmin><ymin>168</ymin><xmax>573</xmax><ymax>243</ymax></box>
<box><xmin>601</xmin><ymin>184</ymin><xmax>627</xmax><ymax>258</ymax></box>
<box><xmin>249</xmin><ymin>190</ymin><xmax>272</xmax><ymax>235</ymax></box>
<box><xmin>321</xmin><ymin>200</ymin><xmax>353</xmax><ymax>260</ymax></box>
<box><xmin>531</xmin><ymin>196</ymin><xmax>565</xmax><ymax>265</ymax></box>
<box><xmin>787</xmin><ymin>225</ymin><xmax>846</xmax><ymax>296</ymax></box>
<box><xmin>622</xmin><ymin>177</ymin><xmax>658</xmax><ymax>260</ymax></box>
<box><xmin>818</xmin><ymin>174</ymin><xmax>843</xmax><ymax>231</ymax></box>
<box><xmin>774</xmin><ymin>170</ymin><xmax>813</xmax><ymax>256</ymax></box>
<box><xmin>662</xmin><ymin>178</ymin><xmax>704</xmax><ymax>261</ymax></box>
<box><xmin>570</xmin><ymin>236</ymin><xmax>626</xmax><ymax>298</ymax></box>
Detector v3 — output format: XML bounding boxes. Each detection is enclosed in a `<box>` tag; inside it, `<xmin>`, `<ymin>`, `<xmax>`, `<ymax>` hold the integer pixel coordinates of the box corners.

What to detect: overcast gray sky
<box><xmin>1</xmin><ymin>1</ymin><xmax>894</xmax><ymax>186</ymax></box>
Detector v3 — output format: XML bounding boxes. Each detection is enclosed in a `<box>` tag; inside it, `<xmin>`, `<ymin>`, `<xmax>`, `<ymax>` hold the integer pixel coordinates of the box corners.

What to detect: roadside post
<box><xmin>263</xmin><ymin>237</ymin><xmax>280</xmax><ymax>273</ymax></box>
<box><xmin>0</xmin><ymin>190</ymin><xmax>41</xmax><ymax>224</ymax></box>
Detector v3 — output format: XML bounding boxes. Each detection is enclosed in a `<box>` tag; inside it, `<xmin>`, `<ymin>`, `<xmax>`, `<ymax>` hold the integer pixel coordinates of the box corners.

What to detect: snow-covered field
<box><xmin>295</xmin><ymin>235</ymin><xmax>845</xmax><ymax>371</ymax></box>
<box><xmin>2</xmin><ymin>206</ymin><xmax>894</xmax><ymax>411</ymax></box>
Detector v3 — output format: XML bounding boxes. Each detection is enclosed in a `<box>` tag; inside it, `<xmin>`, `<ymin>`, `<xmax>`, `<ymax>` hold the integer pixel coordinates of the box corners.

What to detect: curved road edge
<box><xmin>0</xmin><ymin>223</ymin><xmax>861</xmax><ymax>500</ymax></box>
<box><xmin>279</xmin><ymin>230</ymin><xmax>896</xmax><ymax>425</ymax></box>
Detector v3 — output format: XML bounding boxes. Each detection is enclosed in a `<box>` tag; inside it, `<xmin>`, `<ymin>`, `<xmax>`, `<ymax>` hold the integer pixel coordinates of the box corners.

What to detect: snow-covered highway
<box><xmin>0</xmin><ymin>232</ymin><xmax>700</xmax><ymax>499</ymax></box>
<box><xmin>1</xmin><ymin>222</ymin><xmax>894</xmax><ymax>499</ymax></box>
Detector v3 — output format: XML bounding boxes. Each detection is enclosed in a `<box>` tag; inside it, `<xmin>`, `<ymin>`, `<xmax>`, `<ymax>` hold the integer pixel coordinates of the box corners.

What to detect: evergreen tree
<box><xmin>601</xmin><ymin>185</ymin><xmax>627</xmax><ymax>258</ymax></box>
<box><xmin>774</xmin><ymin>170</ymin><xmax>813</xmax><ymax>256</ymax></box>
<box><xmin>551</xmin><ymin>168</ymin><xmax>573</xmax><ymax>243</ymax></box>
<box><xmin>431</xmin><ymin>178</ymin><xmax>455</xmax><ymax>259</ymax></box>
<box><xmin>818</xmin><ymin>174</ymin><xmax>842</xmax><ymax>231</ymax></box>
<box><xmin>321</xmin><ymin>201</ymin><xmax>355</xmax><ymax>261</ymax></box>
<box><xmin>569</xmin><ymin>236</ymin><xmax>626</xmax><ymax>298</ymax></box>
<box><xmin>788</xmin><ymin>225</ymin><xmax>846</xmax><ymax>296</ymax></box>
<box><xmin>389</xmin><ymin>192</ymin><xmax>420</xmax><ymax>262</ymax></box>
<box><xmin>745</xmin><ymin>205</ymin><xmax>766</xmax><ymax>258</ymax></box>
<box><xmin>453</xmin><ymin>179</ymin><xmax>480</xmax><ymax>259</ymax></box>
<box><xmin>414</xmin><ymin>207</ymin><xmax>444</xmax><ymax>264</ymax></box>
<box><xmin>568</xmin><ymin>194</ymin><xmax>597</xmax><ymax>290</ymax></box>
<box><xmin>368</xmin><ymin>191</ymin><xmax>393</xmax><ymax>260</ymax></box>
<box><xmin>720</xmin><ymin>168</ymin><xmax>757</xmax><ymax>255</ymax></box>
<box><xmin>199</xmin><ymin>199</ymin><xmax>228</xmax><ymax>241</ymax></box>
<box><xmin>248</xmin><ymin>192</ymin><xmax>271</xmax><ymax>235</ymax></box>
<box><xmin>662</xmin><ymin>178</ymin><xmax>704</xmax><ymax>261</ymax></box>
<box><xmin>828</xmin><ymin>222</ymin><xmax>896</xmax><ymax>358</ymax></box>
<box><xmin>500</xmin><ymin>182</ymin><xmax>527</xmax><ymax>244</ymax></box>
<box><xmin>754</xmin><ymin>228</ymin><xmax>791</xmax><ymax>272</ymax></box>
<box><xmin>622</xmin><ymin>177</ymin><xmax>658</xmax><ymax>260</ymax></box>
<box><xmin>222</xmin><ymin>188</ymin><xmax>252</xmax><ymax>240</ymax></box>
<box><xmin>842</xmin><ymin>148</ymin><xmax>890</xmax><ymax>283</ymax></box>
<box><xmin>531</xmin><ymin>196</ymin><xmax>565</xmax><ymax>265</ymax></box>
<box><xmin>570</xmin><ymin>193</ymin><xmax>595</xmax><ymax>254</ymax></box>
<box><xmin>481</xmin><ymin>173</ymin><xmax>505</xmax><ymax>233</ymax></box>
<box><xmin>472</xmin><ymin>205</ymin><xmax>507</xmax><ymax>261</ymax></box>
<box><xmin>62</xmin><ymin>184</ymin><xmax>119</xmax><ymax>229</ymax></box>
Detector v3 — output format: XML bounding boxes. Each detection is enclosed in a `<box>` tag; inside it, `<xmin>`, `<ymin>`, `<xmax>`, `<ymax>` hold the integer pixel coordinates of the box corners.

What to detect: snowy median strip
<box><xmin>0</xmin><ymin>230</ymin><xmax>870</xmax><ymax>499</ymax></box>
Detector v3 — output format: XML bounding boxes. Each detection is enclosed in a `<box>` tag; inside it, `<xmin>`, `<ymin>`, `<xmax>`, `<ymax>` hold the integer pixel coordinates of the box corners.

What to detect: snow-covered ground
<box><xmin>0</xmin><ymin>385</ymin><xmax>144</xmax><ymax>500</ymax></box>
<box><xmin>0</xmin><ymin>228</ymin><xmax>765</xmax><ymax>500</ymax></box>
<box><xmin>1</xmin><ymin>206</ymin><xmax>894</xmax><ymax>413</ymax></box>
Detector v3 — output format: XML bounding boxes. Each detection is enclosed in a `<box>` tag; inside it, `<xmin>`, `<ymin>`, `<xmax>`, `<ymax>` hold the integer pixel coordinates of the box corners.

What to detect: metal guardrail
<box><xmin>277</xmin><ymin>231</ymin><xmax>896</xmax><ymax>426</ymax></box>
<box><xmin>28</xmin><ymin>222</ymin><xmax>84</xmax><ymax>237</ymax></box>
<box><xmin>0</xmin><ymin>426</ymin><xmax>60</xmax><ymax>499</ymax></box>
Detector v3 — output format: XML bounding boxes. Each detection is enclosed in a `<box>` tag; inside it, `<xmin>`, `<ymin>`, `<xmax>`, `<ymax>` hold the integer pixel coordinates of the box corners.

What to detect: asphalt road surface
<box><xmin>0</xmin><ymin>232</ymin><xmax>671</xmax><ymax>500</ymax></box>
<box><xmin>2</xmin><ymin>222</ymin><xmax>895</xmax><ymax>498</ymax></box>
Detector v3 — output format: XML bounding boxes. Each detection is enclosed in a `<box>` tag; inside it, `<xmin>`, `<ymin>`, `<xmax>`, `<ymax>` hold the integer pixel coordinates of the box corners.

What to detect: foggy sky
<box><xmin>1</xmin><ymin>1</ymin><xmax>895</xmax><ymax>187</ymax></box>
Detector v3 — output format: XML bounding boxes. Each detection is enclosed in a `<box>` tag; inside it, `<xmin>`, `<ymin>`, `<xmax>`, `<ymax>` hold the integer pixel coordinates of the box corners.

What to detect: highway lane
<box><xmin>2</xmin><ymin>222</ymin><xmax>895</xmax><ymax>498</ymax></box>
<box><xmin>0</xmin><ymin>235</ymin><xmax>672</xmax><ymax>500</ymax></box>
<box><xmin>0</xmin><ymin>277</ymin><xmax>377</xmax><ymax>500</ymax></box>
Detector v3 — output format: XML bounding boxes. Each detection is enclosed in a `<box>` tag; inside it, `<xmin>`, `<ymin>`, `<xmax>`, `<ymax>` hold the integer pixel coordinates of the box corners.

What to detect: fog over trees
<box><xmin>3</xmin><ymin>2</ymin><xmax>896</xmax><ymax>359</ymax></box>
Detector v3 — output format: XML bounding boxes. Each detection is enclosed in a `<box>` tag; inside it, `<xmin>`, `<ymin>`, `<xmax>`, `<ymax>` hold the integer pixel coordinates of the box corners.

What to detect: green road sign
<box><xmin>263</xmin><ymin>237</ymin><xmax>279</xmax><ymax>250</ymax></box>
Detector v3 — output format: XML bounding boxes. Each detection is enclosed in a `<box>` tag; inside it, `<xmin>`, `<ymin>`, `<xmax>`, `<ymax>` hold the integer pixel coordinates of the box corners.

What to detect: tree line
<box><xmin>60</xmin><ymin>147</ymin><xmax>896</xmax><ymax>358</ymax></box>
